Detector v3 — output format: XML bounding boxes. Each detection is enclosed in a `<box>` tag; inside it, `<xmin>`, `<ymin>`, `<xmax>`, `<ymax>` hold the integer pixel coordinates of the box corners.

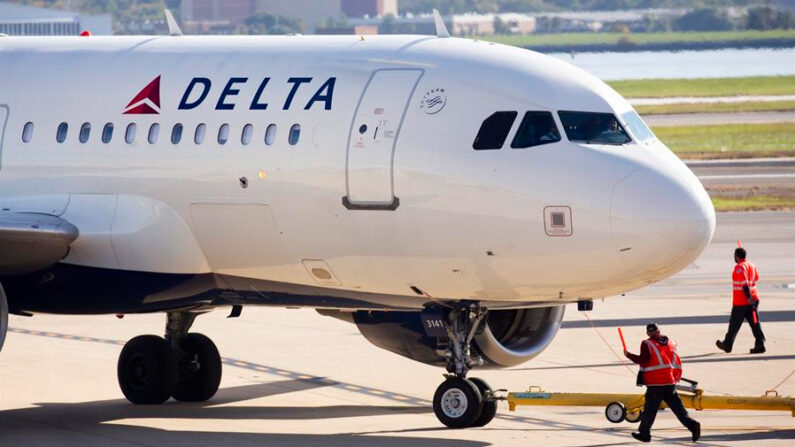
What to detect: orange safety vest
<box><xmin>732</xmin><ymin>260</ymin><xmax>760</xmax><ymax>306</ymax></box>
<box><xmin>640</xmin><ymin>338</ymin><xmax>682</xmax><ymax>386</ymax></box>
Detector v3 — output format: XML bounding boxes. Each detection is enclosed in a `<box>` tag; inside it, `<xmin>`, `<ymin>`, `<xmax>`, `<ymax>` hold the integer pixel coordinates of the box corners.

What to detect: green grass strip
<box><xmin>652</xmin><ymin>123</ymin><xmax>795</xmax><ymax>159</ymax></box>
<box><xmin>482</xmin><ymin>29</ymin><xmax>795</xmax><ymax>47</ymax></box>
<box><xmin>609</xmin><ymin>76</ymin><xmax>795</xmax><ymax>98</ymax></box>
<box><xmin>712</xmin><ymin>195</ymin><xmax>795</xmax><ymax>212</ymax></box>
<box><xmin>636</xmin><ymin>100</ymin><xmax>795</xmax><ymax>115</ymax></box>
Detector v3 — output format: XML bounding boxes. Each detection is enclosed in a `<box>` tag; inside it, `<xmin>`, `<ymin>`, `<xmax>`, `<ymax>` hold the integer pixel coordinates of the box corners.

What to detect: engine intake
<box><xmin>473</xmin><ymin>306</ymin><xmax>565</xmax><ymax>367</ymax></box>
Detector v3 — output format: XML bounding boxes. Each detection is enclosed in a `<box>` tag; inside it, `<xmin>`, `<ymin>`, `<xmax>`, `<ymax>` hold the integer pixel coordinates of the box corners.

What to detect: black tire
<box><xmin>468</xmin><ymin>377</ymin><xmax>498</xmax><ymax>427</ymax></box>
<box><xmin>172</xmin><ymin>333</ymin><xmax>222</xmax><ymax>402</ymax></box>
<box><xmin>433</xmin><ymin>377</ymin><xmax>483</xmax><ymax>429</ymax></box>
<box><xmin>605</xmin><ymin>401</ymin><xmax>626</xmax><ymax>423</ymax></box>
<box><xmin>118</xmin><ymin>335</ymin><xmax>178</xmax><ymax>404</ymax></box>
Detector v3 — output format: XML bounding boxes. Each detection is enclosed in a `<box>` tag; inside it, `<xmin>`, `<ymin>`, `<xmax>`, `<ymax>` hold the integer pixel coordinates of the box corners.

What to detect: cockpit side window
<box><xmin>511</xmin><ymin>112</ymin><xmax>561</xmax><ymax>149</ymax></box>
<box><xmin>621</xmin><ymin>111</ymin><xmax>656</xmax><ymax>143</ymax></box>
<box><xmin>558</xmin><ymin>111</ymin><xmax>631</xmax><ymax>145</ymax></box>
<box><xmin>473</xmin><ymin>111</ymin><xmax>517</xmax><ymax>150</ymax></box>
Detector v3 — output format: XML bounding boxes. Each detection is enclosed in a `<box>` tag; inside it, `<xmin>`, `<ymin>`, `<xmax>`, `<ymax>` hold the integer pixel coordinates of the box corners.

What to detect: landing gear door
<box><xmin>0</xmin><ymin>105</ymin><xmax>8</xmax><ymax>171</ymax></box>
<box><xmin>345</xmin><ymin>69</ymin><xmax>423</xmax><ymax>210</ymax></box>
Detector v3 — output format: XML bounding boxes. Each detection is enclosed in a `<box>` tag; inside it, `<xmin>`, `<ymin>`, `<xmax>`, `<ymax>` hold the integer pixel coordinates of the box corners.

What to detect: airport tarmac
<box><xmin>644</xmin><ymin>111</ymin><xmax>795</xmax><ymax>127</ymax></box>
<box><xmin>689</xmin><ymin>158</ymin><xmax>795</xmax><ymax>190</ymax></box>
<box><xmin>1</xmin><ymin>211</ymin><xmax>793</xmax><ymax>447</ymax></box>
<box><xmin>687</xmin><ymin>158</ymin><xmax>795</xmax><ymax>203</ymax></box>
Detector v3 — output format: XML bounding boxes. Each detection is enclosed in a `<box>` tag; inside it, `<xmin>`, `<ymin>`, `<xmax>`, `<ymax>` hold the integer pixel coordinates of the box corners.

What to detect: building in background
<box><xmin>0</xmin><ymin>3</ymin><xmax>111</xmax><ymax>36</ymax></box>
<box><xmin>341</xmin><ymin>0</ymin><xmax>397</xmax><ymax>18</ymax></box>
<box><xmin>348</xmin><ymin>12</ymin><xmax>537</xmax><ymax>36</ymax></box>
<box><xmin>179</xmin><ymin>0</ymin><xmax>396</xmax><ymax>33</ymax></box>
<box><xmin>315</xmin><ymin>24</ymin><xmax>379</xmax><ymax>35</ymax></box>
<box><xmin>180</xmin><ymin>0</ymin><xmax>344</xmax><ymax>32</ymax></box>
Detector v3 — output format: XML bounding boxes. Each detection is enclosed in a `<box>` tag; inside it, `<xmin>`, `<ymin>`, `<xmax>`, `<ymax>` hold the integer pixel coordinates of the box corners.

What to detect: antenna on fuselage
<box><xmin>432</xmin><ymin>9</ymin><xmax>450</xmax><ymax>38</ymax></box>
<box><xmin>164</xmin><ymin>9</ymin><xmax>183</xmax><ymax>36</ymax></box>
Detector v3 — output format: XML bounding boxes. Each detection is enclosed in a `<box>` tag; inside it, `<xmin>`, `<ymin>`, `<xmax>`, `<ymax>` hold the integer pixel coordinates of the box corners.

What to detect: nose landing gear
<box><xmin>117</xmin><ymin>311</ymin><xmax>222</xmax><ymax>404</ymax></box>
<box><xmin>431</xmin><ymin>305</ymin><xmax>497</xmax><ymax>428</ymax></box>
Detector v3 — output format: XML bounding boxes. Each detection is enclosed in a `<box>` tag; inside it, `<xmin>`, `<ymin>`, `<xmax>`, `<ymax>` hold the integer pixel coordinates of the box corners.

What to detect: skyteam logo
<box><xmin>123</xmin><ymin>75</ymin><xmax>162</xmax><ymax>115</ymax></box>
<box><xmin>420</xmin><ymin>88</ymin><xmax>446</xmax><ymax>114</ymax></box>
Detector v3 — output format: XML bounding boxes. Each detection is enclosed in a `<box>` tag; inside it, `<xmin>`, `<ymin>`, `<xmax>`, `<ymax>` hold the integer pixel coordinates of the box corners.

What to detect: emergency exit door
<box><xmin>345</xmin><ymin>69</ymin><xmax>422</xmax><ymax>210</ymax></box>
<box><xmin>0</xmin><ymin>106</ymin><xmax>8</xmax><ymax>170</ymax></box>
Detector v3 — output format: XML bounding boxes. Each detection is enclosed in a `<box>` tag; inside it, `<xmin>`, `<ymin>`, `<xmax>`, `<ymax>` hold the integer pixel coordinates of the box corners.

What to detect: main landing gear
<box><xmin>117</xmin><ymin>312</ymin><xmax>222</xmax><ymax>404</ymax></box>
<box><xmin>432</xmin><ymin>306</ymin><xmax>498</xmax><ymax>428</ymax></box>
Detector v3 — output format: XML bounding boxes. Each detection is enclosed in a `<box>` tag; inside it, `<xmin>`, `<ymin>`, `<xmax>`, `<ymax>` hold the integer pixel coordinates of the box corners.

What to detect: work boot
<box><xmin>691</xmin><ymin>421</ymin><xmax>701</xmax><ymax>442</ymax></box>
<box><xmin>715</xmin><ymin>340</ymin><xmax>731</xmax><ymax>353</ymax></box>
<box><xmin>632</xmin><ymin>432</ymin><xmax>651</xmax><ymax>443</ymax></box>
<box><xmin>750</xmin><ymin>345</ymin><xmax>766</xmax><ymax>354</ymax></box>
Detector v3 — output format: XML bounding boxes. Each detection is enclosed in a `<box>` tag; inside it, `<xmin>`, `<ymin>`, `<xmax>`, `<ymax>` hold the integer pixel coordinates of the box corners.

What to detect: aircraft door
<box><xmin>345</xmin><ymin>69</ymin><xmax>422</xmax><ymax>210</ymax></box>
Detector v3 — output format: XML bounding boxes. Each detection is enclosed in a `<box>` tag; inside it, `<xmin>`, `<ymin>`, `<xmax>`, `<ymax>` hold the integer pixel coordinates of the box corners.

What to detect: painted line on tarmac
<box><xmin>7</xmin><ymin>327</ymin><xmax>598</xmax><ymax>428</ymax></box>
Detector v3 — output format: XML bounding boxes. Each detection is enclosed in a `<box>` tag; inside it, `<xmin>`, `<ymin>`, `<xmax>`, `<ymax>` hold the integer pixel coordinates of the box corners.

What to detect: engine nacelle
<box><xmin>0</xmin><ymin>282</ymin><xmax>8</xmax><ymax>353</ymax></box>
<box><xmin>321</xmin><ymin>306</ymin><xmax>565</xmax><ymax>368</ymax></box>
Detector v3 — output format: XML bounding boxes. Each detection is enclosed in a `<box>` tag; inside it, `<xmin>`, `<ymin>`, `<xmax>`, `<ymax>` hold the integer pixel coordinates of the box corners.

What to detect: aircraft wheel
<box><xmin>468</xmin><ymin>377</ymin><xmax>498</xmax><ymax>427</ymax></box>
<box><xmin>605</xmin><ymin>401</ymin><xmax>626</xmax><ymax>423</ymax></box>
<box><xmin>625</xmin><ymin>409</ymin><xmax>642</xmax><ymax>423</ymax></box>
<box><xmin>118</xmin><ymin>335</ymin><xmax>178</xmax><ymax>404</ymax></box>
<box><xmin>172</xmin><ymin>333</ymin><xmax>222</xmax><ymax>402</ymax></box>
<box><xmin>433</xmin><ymin>377</ymin><xmax>483</xmax><ymax>429</ymax></box>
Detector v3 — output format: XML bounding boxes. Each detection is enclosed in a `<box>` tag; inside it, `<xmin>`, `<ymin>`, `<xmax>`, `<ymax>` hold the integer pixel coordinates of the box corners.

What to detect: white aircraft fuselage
<box><xmin>0</xmin><ymin>35</ymin><xmax>715</xmax><ymax>313</ymax></box>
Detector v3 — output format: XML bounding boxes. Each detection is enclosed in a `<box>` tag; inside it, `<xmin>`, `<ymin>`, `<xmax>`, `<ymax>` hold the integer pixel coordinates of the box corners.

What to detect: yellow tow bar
<box><xmin>504</xmin><ymin>385</ymin><xmax>794</xmax><ymax>424</ymax></box>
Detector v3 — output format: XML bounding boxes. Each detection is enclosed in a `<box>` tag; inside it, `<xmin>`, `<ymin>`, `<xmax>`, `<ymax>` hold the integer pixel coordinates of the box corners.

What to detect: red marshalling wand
<box><xmin>618</xmin><ymin>327</ymin><xmax>627</xmax><ymax>351</ymax></box>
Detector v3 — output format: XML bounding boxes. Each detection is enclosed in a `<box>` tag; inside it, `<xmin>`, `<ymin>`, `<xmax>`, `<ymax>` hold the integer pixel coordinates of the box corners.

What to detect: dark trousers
<box><xmin>639</xmin><ymin>385</ymin><xmax>698</xmax><ymax>436</ymax></box>
<box><xmin>723</xmin><ymin>304</ymin><xmax>765</xmax><ymax>350</ymax></box>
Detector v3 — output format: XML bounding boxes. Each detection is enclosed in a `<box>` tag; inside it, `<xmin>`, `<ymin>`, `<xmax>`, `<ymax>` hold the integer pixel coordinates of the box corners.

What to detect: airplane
<box><xmin>0</xmin><ymin>11</ymin><xmax>715</xmax><ymax>428</ymax></box>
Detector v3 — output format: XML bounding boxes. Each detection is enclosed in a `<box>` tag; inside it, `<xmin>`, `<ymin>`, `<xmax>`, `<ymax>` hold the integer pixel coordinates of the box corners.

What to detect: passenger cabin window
<box><xmin>218</xmin><ymin>124</ymin><xmax>230</xmax><ymax>145</ymax></box>
<box><xmin>511</xmin><ymin>112</ymin><xmax>561</xmax><ymax>149</ymax></box>
<box><xmin>621</xmin><ymin>111</ymin><xmax>655</xmax><ymax>143</ymax></box>
<box><xmin>288</xmin><ymin>124</ymin><xmax>301</xmax><ymax>146</ymax></box>
<box><xmin>125</xmin><ymin>123</ymin><xmax>137</xmax><ymax>144</ymax></box>
<box><xmin>148</xmin><ymin>123</ymin><xmax>160</xmax><ymax>144</ymax></box>
<box><xmin>102</xmin><ymin>123</ymin><xmax>114</xmax><ymax>144</ymax></box>
<box><xmin>56</xmin><ymin>122</ymin><xmax>68</xmax><ymax>143</ymax></box>
<box><xmin>171</xmin><ymin>123</ymin><xmax>183</xmax><ymax>144</ymax></box>
<box><xmin>473</xmin><ymin>111</ymin><xmax>517</xmax><ymax>150</ymax></box>
<box><xmin>22</xmin><ymin>122</ymin><xmax>34</xmax><ymax>143</ymax></box>
<box><xmin>194</xmin><ymin>124</ymin><xmax>206</xmax><ymax>144</ymax></box>
<box><xmin>241</xmin><ymin>124</ymin><xmax>253</xmax><ymax>145</ymax></box>
<box><xmin>558</xmin><ymin>111</ymin><xmax>631</xmax><ymax>145</ymax></box>
<box><xmin>79</xmin><ymin>123</ymin><xmax>91</xmax><ymax>144</ymax></box>
<box><xmin>265</xmin><ymin>124</ymin><xmax>277</xmax><ymax>145</ymax></box>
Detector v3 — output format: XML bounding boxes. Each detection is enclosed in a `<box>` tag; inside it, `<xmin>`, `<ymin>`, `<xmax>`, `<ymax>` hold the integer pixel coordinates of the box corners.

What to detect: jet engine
<box><xmin>321</xmin><ymin>306</ymin><xmax>565</xmax><ymax>368</ymax></box>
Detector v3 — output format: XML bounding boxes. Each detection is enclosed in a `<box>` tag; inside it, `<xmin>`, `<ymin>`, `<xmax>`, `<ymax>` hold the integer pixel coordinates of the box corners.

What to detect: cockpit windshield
<box><xmin>558</xmin><ymin>111</ymin><xmax>631</xmax><ymax>145</ymax></box>
<box><xmin>621</xmin><ymin>111</ymin><xmax>656</xmax><ymax>143</ymax></box>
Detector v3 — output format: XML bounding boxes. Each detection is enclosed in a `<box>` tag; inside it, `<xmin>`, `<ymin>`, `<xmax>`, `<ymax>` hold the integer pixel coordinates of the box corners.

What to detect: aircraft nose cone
<box><xmin>611</xmin><ymin>166</ymin><xmax>715</xmax><ymax>278</ymax></box>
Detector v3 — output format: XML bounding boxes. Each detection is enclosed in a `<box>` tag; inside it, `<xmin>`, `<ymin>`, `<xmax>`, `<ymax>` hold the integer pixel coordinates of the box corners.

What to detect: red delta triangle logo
<box><xmin>123</xmin><ymin>75</ymin><xmax>161</xmax><ymax>114</ymax></box>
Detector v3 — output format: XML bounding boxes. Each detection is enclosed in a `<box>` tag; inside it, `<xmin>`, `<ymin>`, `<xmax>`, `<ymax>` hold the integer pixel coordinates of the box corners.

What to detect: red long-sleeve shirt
<box><xmin>626</xmin><ymin>340</ymin><xmax>651</xmax><ymax>365</ymax></box>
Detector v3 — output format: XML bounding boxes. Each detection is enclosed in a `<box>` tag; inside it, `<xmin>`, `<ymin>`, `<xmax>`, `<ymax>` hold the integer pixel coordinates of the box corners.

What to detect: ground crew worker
<box><xmin>624</xmin><ymin>323</ymin><xmax>700</xmax><ymax>443</ymax></box>
<box><xmin>716</xmin><ymin>247</ymin><xmax>766</xmax><ymax>354</ymax></box>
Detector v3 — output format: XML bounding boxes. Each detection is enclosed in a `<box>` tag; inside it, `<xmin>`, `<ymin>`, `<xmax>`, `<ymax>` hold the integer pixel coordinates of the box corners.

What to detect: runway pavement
<box><xmin>630</xmin><ymin>96</ymin><xmax>795</xmax><ymax>106</ymax></box>
<box><xmin>688</xmin><ymin>158</ymin><xmax>795</xmax><ymax>190</ymax></box>
<box><xmin>1</xmin><ymin>212</ymin><xmax>793</xmax><ymax>446</ymax></box>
